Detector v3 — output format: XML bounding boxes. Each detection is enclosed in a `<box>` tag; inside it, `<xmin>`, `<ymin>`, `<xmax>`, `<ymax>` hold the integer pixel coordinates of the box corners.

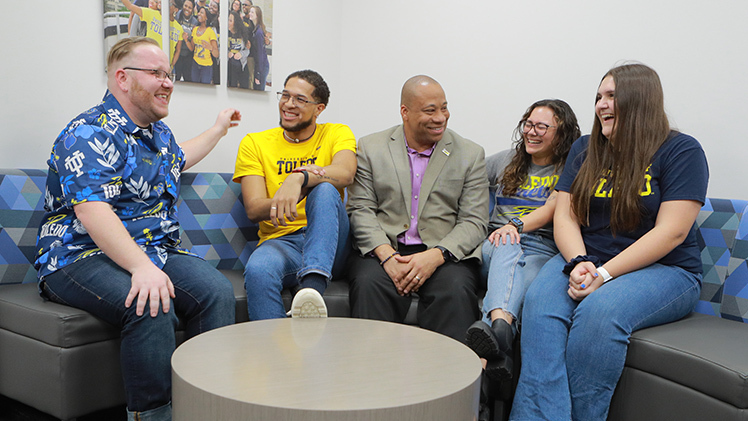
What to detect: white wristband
<box><xmin>597</xmin><ymin>266</ymin><xmax>613</xmax><ymax>283</ymax></box>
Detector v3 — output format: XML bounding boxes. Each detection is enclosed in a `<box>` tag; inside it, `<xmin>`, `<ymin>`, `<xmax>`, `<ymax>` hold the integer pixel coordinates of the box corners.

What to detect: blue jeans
<box><xmin>480</xmin><ymin>233</ymin><xmax>558</xmax><ymax>324</ymax></box>
<box><xmin>244</xmin><ymin>183</ymin><xmax>350</xmax><ymax>320</ymax></box>
<box><xmin>509</xmin><ymin>253</ymin><xmax>701</xmax><ymax>421</ymax></box>
<box><xmin>41</xmin><ymin>252</ymin><xmax>235</xmax><ymax>420</ymax></box>
<box><xmin>192</xmin><ymin>62</ymin><xmax>213</xmax><ymax>84</ymax></box>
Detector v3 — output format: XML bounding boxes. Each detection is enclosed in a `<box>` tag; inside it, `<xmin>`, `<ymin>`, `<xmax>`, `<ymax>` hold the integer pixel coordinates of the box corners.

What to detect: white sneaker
<box><xmin>288</xmin><ymin>288</ymin><xmax>328</xmax><ymax>318</ymax></box>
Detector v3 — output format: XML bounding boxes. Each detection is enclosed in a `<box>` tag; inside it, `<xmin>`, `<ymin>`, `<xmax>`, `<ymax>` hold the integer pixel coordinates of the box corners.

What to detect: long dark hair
<box><xmin>229</xmin><ymin>11</ymin><xmax>248</xmax><ymax>43</ymax></box>
<box><xmin>501</xmin><ymin>99</ymin><xmax>580</xmax><ymax>196</ymax></box>
<box><xmin>570</xmin><ymin>63</ymin><xmax>670</xmax><ymax>233</ymax></box>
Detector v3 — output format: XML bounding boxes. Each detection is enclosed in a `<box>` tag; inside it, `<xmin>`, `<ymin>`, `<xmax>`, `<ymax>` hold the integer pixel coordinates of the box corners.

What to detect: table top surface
<box><xmin>171</xmin><ymin>318</ymin><xmax>481</xmax><ymax>411</ymax></box>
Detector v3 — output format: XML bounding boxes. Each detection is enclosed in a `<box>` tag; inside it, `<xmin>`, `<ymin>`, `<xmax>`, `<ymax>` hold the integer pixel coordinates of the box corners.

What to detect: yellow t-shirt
<box><xmin>140</xmin><ymin>7</ymin><xmax>163</xmax><ymax>47</ymax></box>
<box><xmin>168</xmin><ymin>20</ymin><xmax>184</xmax><ymax>62</ymax></box>
<box><xmin>233</xmin><ymin>123</ymin><xmax>357</xmax><ymax>244</ymax></box>
<box><xmin>191</xmin><ymin>26</ymin><xmax>217</xmax><ymax>66</ymax></box>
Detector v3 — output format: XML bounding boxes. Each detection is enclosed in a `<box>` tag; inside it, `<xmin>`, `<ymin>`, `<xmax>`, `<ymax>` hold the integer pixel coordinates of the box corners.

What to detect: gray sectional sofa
<box><xmin>0</xmin><ymin>169</ymin><xmax>746</xmax><ymax>420</ymax></box>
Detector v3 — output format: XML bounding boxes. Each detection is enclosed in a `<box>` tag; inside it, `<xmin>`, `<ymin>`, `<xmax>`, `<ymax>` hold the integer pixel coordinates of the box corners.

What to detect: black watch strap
<box><xmin>435</xmin><ymin>246</ymin><xmax>453</xmax><ymax>263</ymax></box>
<box><xmin>509</xmin><ymin>217</ymin><xmax>524</xmax><ymax>233</ymax></box>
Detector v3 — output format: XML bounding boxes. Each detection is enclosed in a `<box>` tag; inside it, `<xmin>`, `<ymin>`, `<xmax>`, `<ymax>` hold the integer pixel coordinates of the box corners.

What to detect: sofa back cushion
<box><xmin>694</xmin><ymin>198</ymin><xmax>748</xmax><ymax>321</ymax></box>
<box><xmin>0</xmin><ymin>169</ymin><xmax>47</xmax><ymax>284</ymax></box>
<box><xmin>177</xmin><ymin>173</ymin><xmax>258</xmax><ymax>270</ymax></box>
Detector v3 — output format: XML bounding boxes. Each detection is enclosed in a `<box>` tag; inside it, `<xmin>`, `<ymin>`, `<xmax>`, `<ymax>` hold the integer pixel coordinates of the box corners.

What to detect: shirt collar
<box><xmin>404</xmin><ymin>135</ymin><xmax>435</xmax><ymax>157</ymax></box>
<box><xmin>101</xmin><ymin>90</ymin><xmax>144</xmax><ymax>136</ymax></box>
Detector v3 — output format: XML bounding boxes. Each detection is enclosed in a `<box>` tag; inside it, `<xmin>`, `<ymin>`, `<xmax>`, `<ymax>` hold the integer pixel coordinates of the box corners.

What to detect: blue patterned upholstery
<box><xmin>0</xmin><ymin>168</ymin><xmax>746</xmax><ymax>323</ymax></box>
<box><xmin>0</xmin><ymin>170</ymin><xmax>258</xmax><ymax>285</ymax></box>
<box><xmin>0</xmin><ymin>169</ymin><xmax>47</xmax><ymax>285</ymax></box>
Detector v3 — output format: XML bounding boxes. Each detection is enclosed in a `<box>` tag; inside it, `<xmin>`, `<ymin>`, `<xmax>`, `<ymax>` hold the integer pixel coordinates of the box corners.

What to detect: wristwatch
<box><xmin>509</xmin><ymin>217</ymin><xmax>524</xmax><ymax>233</ymax></box>
<box><xmin>434</xmin><ymin>246</ymin><xmax>453</xmax><ymax>263</ymax></box>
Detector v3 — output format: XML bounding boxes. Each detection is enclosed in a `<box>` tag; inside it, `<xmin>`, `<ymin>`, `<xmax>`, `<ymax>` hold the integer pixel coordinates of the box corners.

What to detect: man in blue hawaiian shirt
<box><xmin>35</xmin><ymin>37</ymin><xmax>241</xmax><ymax>421</ymax></box>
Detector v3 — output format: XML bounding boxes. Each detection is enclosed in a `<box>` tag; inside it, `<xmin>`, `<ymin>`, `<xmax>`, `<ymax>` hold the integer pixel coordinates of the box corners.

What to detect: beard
<box><xmin>279</xmin><ymin>115</ymin><xmax>313</xmax><ymax>134</ymax></box>
<box><xmin>131</xmin><ymin>77</ymin><xmax>169</xmax><ymax>125</ymax></box>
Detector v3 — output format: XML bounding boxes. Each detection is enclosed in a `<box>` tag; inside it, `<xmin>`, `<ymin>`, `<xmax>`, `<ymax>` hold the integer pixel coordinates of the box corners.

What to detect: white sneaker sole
<box><xmin>289</xmin><ymin>288</ymin><xmax>328</xmax><ymax>318</ymax></box>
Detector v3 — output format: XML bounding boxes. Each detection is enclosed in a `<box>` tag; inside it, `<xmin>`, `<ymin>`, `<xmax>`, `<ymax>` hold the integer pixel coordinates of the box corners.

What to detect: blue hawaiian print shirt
<box><xmin>35</xmin><ymin>91</ymin><xmax>195</xmax><ymax>279</ymax></box>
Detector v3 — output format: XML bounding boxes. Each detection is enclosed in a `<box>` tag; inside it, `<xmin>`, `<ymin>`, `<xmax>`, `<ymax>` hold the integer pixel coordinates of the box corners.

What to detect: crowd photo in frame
<box><xmin>103</xmin><ymin>0</ymin><xmax>272</xmax><ymax>88</ymax></box>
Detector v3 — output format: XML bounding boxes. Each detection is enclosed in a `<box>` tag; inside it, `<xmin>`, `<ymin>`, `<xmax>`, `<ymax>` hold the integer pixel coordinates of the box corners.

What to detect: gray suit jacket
<box><xmin>347</xmin><ymin>125</ymin><xmax>489</xmax><ymax>261</ymax></box>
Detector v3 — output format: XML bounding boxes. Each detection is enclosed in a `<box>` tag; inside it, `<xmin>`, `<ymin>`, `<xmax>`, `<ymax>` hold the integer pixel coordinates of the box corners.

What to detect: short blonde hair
<box><xmin>106</xmin><ymin>37</ymin><xmax>159</xmax><ymax>72</ymax></box>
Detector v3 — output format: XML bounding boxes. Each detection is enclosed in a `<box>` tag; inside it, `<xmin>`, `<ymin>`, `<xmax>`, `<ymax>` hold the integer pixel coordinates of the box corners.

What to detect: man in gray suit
<box><xmin>347</xmin><ymin>75</ymin><xmax>488</xmax><ymax>342</ymax></box>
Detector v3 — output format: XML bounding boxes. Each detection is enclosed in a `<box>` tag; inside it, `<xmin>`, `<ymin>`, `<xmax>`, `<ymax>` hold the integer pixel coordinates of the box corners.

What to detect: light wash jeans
<box><xmin>480</xmin><ymin>233</ymin><xmax>558</xmax><ymax>324</ymax></box>
<box><xmin>41</xmin><ymin>252</ymin><xmax>236</xmax><ymax>420</ymax></box>
<box><xmin>244</xmin><ymin>183</ymin><xmax>350</xmax><ymax>320</ymax></box>
<box><xmin>509</xmin><ymin>253</ymin><xmax>701</xmax><ymax>421</ymax></box>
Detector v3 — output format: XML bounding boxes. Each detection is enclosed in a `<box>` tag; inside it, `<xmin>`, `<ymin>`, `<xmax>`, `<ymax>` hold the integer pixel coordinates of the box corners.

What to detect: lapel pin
<box><xmin>442</xmin><ymin>149</ymin><xmax>450</xmax><ymax>156</ymax></box>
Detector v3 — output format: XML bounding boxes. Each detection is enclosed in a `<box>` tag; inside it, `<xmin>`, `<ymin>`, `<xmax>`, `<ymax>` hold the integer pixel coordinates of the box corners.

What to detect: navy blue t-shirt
<box><xmin>556</xmin><ymin>132</ymin><xmax>709</xmax><ymax>274</ymax></box>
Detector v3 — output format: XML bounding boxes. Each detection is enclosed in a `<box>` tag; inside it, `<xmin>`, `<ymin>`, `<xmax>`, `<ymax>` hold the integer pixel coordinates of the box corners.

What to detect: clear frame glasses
<box><xmin>277</xmin><ymin>92</ymin><xmax>320</xmax><ymax>107</ymax></box>
<box><xmin>522</xmin><ymin>120</ymin><xmax>556</xmax><ymax>135</ymax></box>
<box><xmin>123</xmin><ymin>67</ymin><xmax>174</xmax><ymax>82</ymax></box>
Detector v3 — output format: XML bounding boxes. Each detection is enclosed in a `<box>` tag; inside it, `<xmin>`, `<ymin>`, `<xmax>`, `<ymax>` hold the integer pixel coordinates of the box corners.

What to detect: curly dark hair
<box><xmin>501</xmin><ymin>99</ymin><xmax>581</xmax><ymax>196</ymax></box>
<box><xmin>284</xmin><ymin>70</ymin><xmax>330</xmax><ymax>106</ymax></box>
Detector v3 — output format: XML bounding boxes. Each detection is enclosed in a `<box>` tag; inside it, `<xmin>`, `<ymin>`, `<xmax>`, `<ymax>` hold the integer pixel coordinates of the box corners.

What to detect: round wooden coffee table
<box><xmin>172</xmin><ymin>318</ymin><xmax>481</xmax><ymax>420</ymax></box>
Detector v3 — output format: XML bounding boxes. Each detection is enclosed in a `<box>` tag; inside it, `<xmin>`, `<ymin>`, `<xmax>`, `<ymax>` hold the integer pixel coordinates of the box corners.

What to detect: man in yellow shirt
<box><xmin>233</xmin><ymin>70</ymin><xmax>357</xmax><ymax>319</ymax></box>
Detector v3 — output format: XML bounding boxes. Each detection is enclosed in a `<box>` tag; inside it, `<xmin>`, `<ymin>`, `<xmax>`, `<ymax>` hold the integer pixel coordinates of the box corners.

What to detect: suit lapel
<box><xmin>418</xmin><ymin>130</ymin><xmax>453</xmax><ymax>217</ymax></box>
<box><xmin>388</xmin><ymin>127</ymin><xmax>412</xmax><ymax>215</ymax></box>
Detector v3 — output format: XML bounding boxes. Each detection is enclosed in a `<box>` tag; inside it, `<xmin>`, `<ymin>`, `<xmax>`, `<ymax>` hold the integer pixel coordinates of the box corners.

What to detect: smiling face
<box><xmin>197</xmin><ymin>7</ymin><xmax>207</xmax><ymax>24</ymax></box>
<box><xmin>523</xmin><ymin>106</ymin><xmax>558</xmax><ymax>165</ymax></box>
<box><xmin>401</xmin><ymin>82</ymin><xmax>449</xmax><ymax>150</ymax></box>
<box><xmin>249</xmin><ymin>7</ymin><xmax>257</xmax><ymax>24</ymax></box>
<box><xmin>278</xmin><ymin>77</ymin><xmax>324</xmax><ymax>136</ymax></box>
<box><xmin>182</xmin><ymin>0</ymin><xmax>194</xmax><ymax>17</ymax></box>
<box><xmin>121</xmin><ymin>44</ymin><xmax>173</xmax><ymax>127</ymax></box>
<box><xmin>596</xmin><ymin>75</ymin><xmax>616</xmax><ymax>138</ymax></box>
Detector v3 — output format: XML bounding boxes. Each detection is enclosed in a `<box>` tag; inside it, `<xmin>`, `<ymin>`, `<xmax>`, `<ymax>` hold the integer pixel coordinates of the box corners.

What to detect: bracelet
<box><xmin>380</xmin><ymin>251</ymin><xmax>400</xmax><ymax>266</ymax></box>
<box><xmin>562</xmin><ymin>254</ymin><xmax>601</xmax><ymax>275</ymax></box>
<box><xmin>292</xmin><ymin>169</ymin><xmax>309</xmax><ymax>188</ymax></box>
<box><xmin>597</xmin><ymin>266</ymin><xmax>613</xmax><ymax>283</ymax></box>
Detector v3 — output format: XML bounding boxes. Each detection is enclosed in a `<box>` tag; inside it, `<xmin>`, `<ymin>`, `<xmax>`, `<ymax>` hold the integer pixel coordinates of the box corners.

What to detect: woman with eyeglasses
<box><xmin>509</xmin><ymin>63</ymin><xmax>708</xmax><ymax>420</ymax></box>
<box><xmin>227</xmin><ymin>11</ymin><xmax>250</xmax><ymax>89</ymax></box>
<box><xmin>248</xmin><ymin>5</ymin><xmax>269</xmax><ymax>91</ymax></box>
<box><xmin>184</xmin><ymin>7</ymin><xmax>218</xmax><ymax>84</ymax></box>
<box><xmin>465</xmin><ymin>100</ymin><xmax>580</xmax><ymax>384</ymax></box>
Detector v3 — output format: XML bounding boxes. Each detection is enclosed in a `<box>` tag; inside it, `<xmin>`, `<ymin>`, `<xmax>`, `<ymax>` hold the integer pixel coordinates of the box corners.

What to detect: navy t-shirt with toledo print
<box><xmin>555</xmin><ymin>132</ymin><xmax>709</xmax><ymax>274</ymax></box>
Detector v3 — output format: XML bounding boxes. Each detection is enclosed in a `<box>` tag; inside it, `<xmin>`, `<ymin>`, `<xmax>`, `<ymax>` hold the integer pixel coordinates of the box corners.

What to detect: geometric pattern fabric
<box><xmin>0</xmin><ymin>170</ymin><xmax>259</xmax><ymax>284</ymax></box>
<box><xmin>0</xmin><ymin>169</ymin><xmax>746</xmax><ymax>323</ymax></box>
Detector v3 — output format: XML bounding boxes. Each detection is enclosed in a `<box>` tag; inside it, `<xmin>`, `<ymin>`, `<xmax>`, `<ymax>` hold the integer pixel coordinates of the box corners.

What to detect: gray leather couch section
<box><xmin>0</xmin><ymin>273</ymin><xmax>355</xmax><ymax>420</ymax></box>
<box><xmin>609</xmin><ymin>312</ymin><xmax>748</xmax><ymax>420</ymax></box>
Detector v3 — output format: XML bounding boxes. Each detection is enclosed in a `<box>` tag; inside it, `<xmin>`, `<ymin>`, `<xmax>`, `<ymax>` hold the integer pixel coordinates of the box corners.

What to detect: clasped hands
<box><xmin>382</xmin><ymin>248</ymin><xmax>444</xmax><ymax>296</ymax></box>
<box><xmin>567</xmin><ymin>260</ymin><xmax>604</xmax><ymax>301</ymax></box>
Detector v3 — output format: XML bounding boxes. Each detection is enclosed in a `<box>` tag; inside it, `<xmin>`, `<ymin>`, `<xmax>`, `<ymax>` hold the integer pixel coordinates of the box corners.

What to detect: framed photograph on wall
<box><xmin>226</xmin><ymin>0</ymin><xmax>273</xmax><ymax>91</ymax></box>
<box><xmin>103</xmin><ymin>0</ymin><xmax>221</xmax><ymax>85</ymax></box>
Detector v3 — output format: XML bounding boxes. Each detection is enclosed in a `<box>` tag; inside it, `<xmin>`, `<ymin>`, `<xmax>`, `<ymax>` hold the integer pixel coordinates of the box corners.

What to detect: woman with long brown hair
<box><xmin>510</xmin><ymin>63</ymin><xmax>709</xmax><ymax>420</ymax></box>
<box><xmin>465</xmin><ymin>99</ymin><xmax>580</xmax><ymax>382</ymax></box>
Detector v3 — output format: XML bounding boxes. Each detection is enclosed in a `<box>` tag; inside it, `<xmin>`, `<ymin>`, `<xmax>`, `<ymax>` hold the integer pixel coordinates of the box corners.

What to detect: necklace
<box><xmin>283</xmin><ymin>127</ymin><xmax>315</xmax><ymax>143</ymax></box>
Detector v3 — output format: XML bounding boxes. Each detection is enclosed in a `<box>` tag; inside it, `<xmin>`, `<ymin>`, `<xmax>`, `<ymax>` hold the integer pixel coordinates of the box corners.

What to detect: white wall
<box><xmin>0</xmin><ymin>0</ymin><xmax>343</xmax><ymax>173</ymax></box>
<box><xmin>2</xmin><ymin>1</ymin><xmax>747</xmax><ymax>199</ymax></box>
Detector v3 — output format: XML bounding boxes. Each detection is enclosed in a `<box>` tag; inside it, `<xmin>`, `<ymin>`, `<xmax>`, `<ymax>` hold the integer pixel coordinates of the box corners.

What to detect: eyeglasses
<box><xmin>522</xmin><ymin>120</ymin><xmax>556</xmax><ymax>135</ymax></box>
<box><xmin>123</xmin><ymin>67</ymin><xmax>174</xmax><ymax>82</ymax></box>
<box><xmin>277</xmin><ymin>92</ymin><xmax>320</xmax><ymax>107</ymax></box>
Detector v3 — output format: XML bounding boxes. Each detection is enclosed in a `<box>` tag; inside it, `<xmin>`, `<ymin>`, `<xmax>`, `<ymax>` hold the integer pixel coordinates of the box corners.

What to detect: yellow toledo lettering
<box><xmin>143</xmin><ymin>228</ymin><xmax>153</xmax><ymax>242</ymax></box>
<box><xmin>640</xmin><ymin>165</ymin><xmax>653</xmax><ymax>197</ymax></box>
<box><xmin>594</xmin><ymin>178</ymin><xmax>611</xmax><ymax>198</ymax></box>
